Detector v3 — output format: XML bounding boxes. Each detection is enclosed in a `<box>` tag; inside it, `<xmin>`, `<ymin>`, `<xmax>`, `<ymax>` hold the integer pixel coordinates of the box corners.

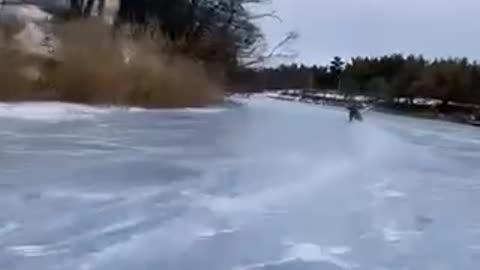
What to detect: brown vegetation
<box><xmin>0</xmin><ymin>26</ymin><xmax>37</xmax><ymax>100</ymax></box>
<box><xmin>0</xmin><ymin>19</ymin><xmax>223</xmax><ymax>108</ymax></box>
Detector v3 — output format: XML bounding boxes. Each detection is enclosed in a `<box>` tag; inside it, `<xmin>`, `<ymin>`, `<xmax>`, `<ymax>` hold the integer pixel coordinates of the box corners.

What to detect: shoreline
<box><xmin>263</xmin><ymin>91</ymin><xmax>480</xmax><ymax>128</ymax></box>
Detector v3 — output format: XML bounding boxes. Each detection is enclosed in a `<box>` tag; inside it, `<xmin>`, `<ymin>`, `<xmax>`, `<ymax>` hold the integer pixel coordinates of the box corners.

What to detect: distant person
<box><xmin>347</xmin><ymin>103</ymin><xmax>362</xmax><ymax>122</ymax></box>
<box><xmin>415</xmin><ymin>215</ymin><xmax>433</xmax><ymax>231</ymax></box>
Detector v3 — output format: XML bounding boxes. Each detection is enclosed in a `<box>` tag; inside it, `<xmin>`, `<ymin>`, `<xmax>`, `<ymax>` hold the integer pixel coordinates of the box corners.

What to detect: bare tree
<box><xmin>241</xmin><ymin>31</ymin><xmax>298</xmax><ymax>67</ymax></box>
<box><xmin>97</xmin><ymin>0</ymin><xmax>105</xmax><ymax>15</ymax></box>
<box><xmin>69</xmin><ymin>0</ymin><xmax>106</xmax><ymax>17</ymax></box>
<box><xmin>115</xmin><ymin>0</ymin><xmax>298</xmax><ymax>68</ymax></box>
<box><xmin>83</xmin><ymin>0</ymin><xmax>96</xmax><ymax>16</ymax></box>
<box><xmin>70</xmin><ymin>0</ymin><xmax>83</xmax><ymax>16</ymax></box>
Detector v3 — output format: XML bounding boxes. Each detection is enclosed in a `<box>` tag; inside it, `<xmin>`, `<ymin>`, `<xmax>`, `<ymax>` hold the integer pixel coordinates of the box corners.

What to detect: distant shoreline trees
<box><xmin>242</xmin><ymin>55</ymin><xmax>480</xmax><ymax>106</ymax></box>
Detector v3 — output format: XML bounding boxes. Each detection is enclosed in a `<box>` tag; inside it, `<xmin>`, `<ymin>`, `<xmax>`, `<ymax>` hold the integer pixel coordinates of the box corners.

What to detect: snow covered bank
<box><xmin>0</xmin><ymin>102</ymin><xmax>114</xmax><ymax>122</ymax></box>
<box><xmin>1</xmin><ymin>8</ymin><xmax>221</xmax><ymax>108</ymax></box>
<box><xmin>0</xmin><ymin>101</ymin><xmax>231</xmax><ymax>122</ymax></box>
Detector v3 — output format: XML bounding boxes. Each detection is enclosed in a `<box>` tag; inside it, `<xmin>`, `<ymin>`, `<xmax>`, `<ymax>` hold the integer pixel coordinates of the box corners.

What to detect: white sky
<box><xmin>257</xmin><ymin>0</ymin><xmax>480</xmax><ymax>65</ymax></box>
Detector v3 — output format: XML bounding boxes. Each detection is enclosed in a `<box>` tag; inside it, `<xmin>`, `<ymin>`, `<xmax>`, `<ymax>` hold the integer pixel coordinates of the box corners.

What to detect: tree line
<box><xmin>66</xmin><ymin>0</ymin><xmax>300</xmax><ymax>85</ymax></box>
<box><xmin>3</xmin><ymin>0</ymin><xmax>267</xmax><ymax>106</ymax></box>
<box><xmin>65</xmin><ymin>2</ymin><xmax>480</xmax><ymax>107</ymax></box>
<box><xmin>242</xmin><ymin>54</ymin><xmax>480</xmax><ymax>106</ymax></box>
<box><xmin>68</xmin><ymin>1</ymin><xmax>271</xmax><ymax>71</ymax></box>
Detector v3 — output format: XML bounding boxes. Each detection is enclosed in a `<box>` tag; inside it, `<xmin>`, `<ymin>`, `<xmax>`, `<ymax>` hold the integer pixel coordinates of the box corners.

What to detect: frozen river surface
<box><xmin>1</xmin><ymin>96</ymin><xmax>480</xmax><ymax>270</ymax></box>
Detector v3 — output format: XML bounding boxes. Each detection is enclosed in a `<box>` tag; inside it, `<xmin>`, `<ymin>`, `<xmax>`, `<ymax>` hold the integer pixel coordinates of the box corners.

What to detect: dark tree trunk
<box><xmin>83</xmin><ymin>0</ymin><xmax>96</xmax><ymax>16</ymax></box>
<box><xmin>118</xmin><ymin>0</ymin><xmax>148</xmax><ymax>24</ymax></box>
<box><xmin>442</xmin><ymin>99</ymin><xmax>449</xmax><ymax>107</ymax></box>
<box><xmin>97</xmin><ymin>0</ymin><xmax>106</xmax><ymax>15</ymax></box>
<box><xmin>70</xmin><ymin>0</ymin><xmax>83</xmax><ymax>16</ymax></box>
<box><xmin>117</xmin><ymin>0</ymin><xmax>193</xmax><ymax>40</ymax></box>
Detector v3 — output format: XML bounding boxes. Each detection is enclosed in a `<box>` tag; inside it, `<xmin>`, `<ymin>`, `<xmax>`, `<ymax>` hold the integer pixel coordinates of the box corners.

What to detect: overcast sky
<box><xmin>257</xmin><ymin>0</ymin><xmax>480</xmax><ymax>65</ymax></box>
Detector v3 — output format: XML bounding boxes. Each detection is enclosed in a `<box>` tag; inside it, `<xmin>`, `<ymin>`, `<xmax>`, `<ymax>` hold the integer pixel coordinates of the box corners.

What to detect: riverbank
<box><xmin>0</xmin><ymin>3</ymin><xmax>224</xmax><ymax>108</ymax></box>
<box><xmin>0</xmin><ymin>19</ymin><xmax>223</xmax><ymax>108</ymax></box>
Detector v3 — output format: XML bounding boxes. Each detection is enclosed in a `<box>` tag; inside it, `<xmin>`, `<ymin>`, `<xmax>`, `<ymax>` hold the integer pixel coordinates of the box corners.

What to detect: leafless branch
<box><xmin>248</xmin><ymin>11</ymin><xmax>282</xmax><ymax>22</ymax></box>
<box><xmin>266</xmin><ymin>31</ymin><xmax>298</xmax><ymax>58</ymax></box>
<box><xmin>242</xmin><ymin>31</ymin><xmax>298</xmax><ymax>66</ymax></box>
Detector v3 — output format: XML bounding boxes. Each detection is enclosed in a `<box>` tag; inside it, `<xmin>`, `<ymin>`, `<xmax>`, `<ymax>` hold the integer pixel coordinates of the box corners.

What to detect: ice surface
<box><xmin>1</xmin><ymin>96</ymin><xmax>480</xmax><ymax>270</ymax></box>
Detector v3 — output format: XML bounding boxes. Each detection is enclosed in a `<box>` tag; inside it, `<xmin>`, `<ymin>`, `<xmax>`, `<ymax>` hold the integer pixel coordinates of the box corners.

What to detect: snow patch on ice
<box><xmin>383</xmin><ymin>190</ymin><xmax>406</xmax><ymax>199</ymax></box>
<box><xmin>99</xmin><ymin>218</ymin><xmax>144</xmax><ymax>235</ymax></box>
<box><xmin>184</xmin><ymin>107</ymin><xmax>226</xmax><ymax>114</ymax></box>
<box><xmin>126</xmin><ymin>107</ymin><xmax>148</xmax><ymax>113</ymax></box>
<box><xmin>327</xmin><ymin>246</ymin><xmax>352</xmax><ymax>255</ymax></box>
<box><xmin>43</xmin><ymin>190</ymin><xmax>117</xmax><ymax>202</ymax></box>
<box><xmin>232</xmin><ymin>243</ymin><xmax>353</xmax><ymax>270</ymax></box>
<box><xmin>120</xmin><ymin>105</ymin><xmax>226</xmax><ymax>114</ymax></box>
<box><xmin>286</xmin><ymin>243</ymin><xmax>351</xmax><ymax>267</ymax></box>
<box><xmin>0</xmin><ymin>222</ymin><xmax>19</xmax><ymax>237</ymax></box>
<box><xmin>231</xmin><ymin>258</ymin><xmax>293</xmax><ymax>270</ymax></box>
<box><xmin>382</xmin><ymin>227</ymin><xmax>403</xmax><ymax>243</ymax></box>
<box><xmin>381</xmin><ymin>226</ymin><xmax>421</xmax><ymax>243</ymax></box>
<box><xmin>0</xmin><ymin>102</ymin><xmax>114</xmax><ymax>122</ymax></box>
<box><xmin>198</xmin><ymin>161</ymin><xmax>354</xmax><ymax>217</ymax></box>
<box><xmin>195</xmin><ymin>227</ymin><xmax>238</xmax><ymax>238</ymax></box>
<box><xmin>7</xmin><ymin>245</ymin><xmax>68</xmax><ymax>257</ymax></box>
<box><xmin>368</xmin><ymin>181</ymin><xmax>406</xmax><ymax>200</ymax></box>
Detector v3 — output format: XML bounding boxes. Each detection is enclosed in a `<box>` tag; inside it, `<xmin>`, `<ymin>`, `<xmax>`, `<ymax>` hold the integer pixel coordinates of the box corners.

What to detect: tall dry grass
<box><xmin>0</xmin><ymin>25</ymin><xmax>36</xmax><ymax>100</ymax></box>
<box><xmin>0</xmin><ymin>19</ymin><xmax>223</xmax><ymax>107</ymax></box>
